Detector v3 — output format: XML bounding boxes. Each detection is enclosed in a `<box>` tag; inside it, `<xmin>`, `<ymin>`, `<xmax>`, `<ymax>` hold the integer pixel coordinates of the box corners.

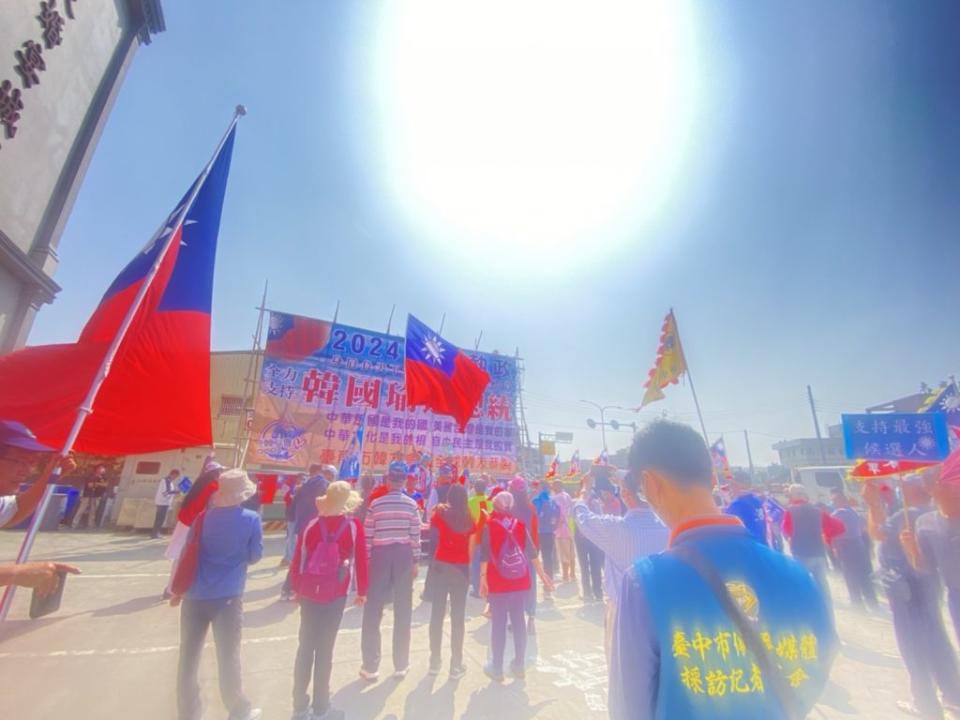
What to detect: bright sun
<box><xmin>371</xmin><ymin>1</ymin><xmax>701</xmax><ymax>275</ymax></box>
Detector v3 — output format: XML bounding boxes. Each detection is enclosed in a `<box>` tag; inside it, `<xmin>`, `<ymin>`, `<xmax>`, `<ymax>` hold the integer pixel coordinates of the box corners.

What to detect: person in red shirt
<box><xmin>428</xmin><ymin>483</ymin><xmax>475</xmax><ymax>679</ymax></box>
<box><xmin>289</xmin><ymin>481</ymin><xmax>368</xmax><ymax>720</ymax></box>
<box><xmin>782</xmin><ymin>483</ymin><xmax>845</xmax><ymax>603</ymax></box>
<box><xmin>479</xmin><ymin>490</ymin><xmax>553</xmax><ymax>682</ymax></box>
<box><xmin>507</xmin><ymin>476</ymin><xmax>542</xmax><ymax>633</ymax></box>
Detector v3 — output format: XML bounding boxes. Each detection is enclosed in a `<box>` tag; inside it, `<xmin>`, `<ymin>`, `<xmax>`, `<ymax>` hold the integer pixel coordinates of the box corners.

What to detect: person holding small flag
<box><xmin>152</xmin><ymin>468</ymin><xmax>182</xmax><ymax>539</ymax></box>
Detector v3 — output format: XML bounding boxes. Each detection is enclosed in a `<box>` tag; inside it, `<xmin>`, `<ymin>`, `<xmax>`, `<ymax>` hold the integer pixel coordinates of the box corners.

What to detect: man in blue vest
<box><xmin>610</xmin><ymin>420</ymin><xmax>837</xmax><ymax>720</ymax></box>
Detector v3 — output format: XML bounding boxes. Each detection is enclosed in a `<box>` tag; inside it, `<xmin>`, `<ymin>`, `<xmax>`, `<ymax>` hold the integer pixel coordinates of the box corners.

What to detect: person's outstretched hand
<box><xmin>11</xmin><ymin>562</ymin><xmax>80</xmax><ymax>596</ymax></box>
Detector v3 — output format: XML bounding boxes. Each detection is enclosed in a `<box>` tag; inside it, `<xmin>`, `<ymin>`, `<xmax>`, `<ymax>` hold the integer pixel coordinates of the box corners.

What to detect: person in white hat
<box><xmin>175</xmin><ymin>468</ymin><xmax>263</xmax><ymax>720</ymax></box>
<box><xmin>289</xmin><ymin>481</ymin><xmax>368</xmax><ymax>720</ymax></box>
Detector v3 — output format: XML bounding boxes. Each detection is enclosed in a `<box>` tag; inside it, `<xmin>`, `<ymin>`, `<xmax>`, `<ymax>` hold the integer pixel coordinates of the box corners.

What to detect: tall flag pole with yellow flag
<box><xmin>637</xmin><ymin>308</ymin><xmax>709</xmax><ymax>443</ymax></box>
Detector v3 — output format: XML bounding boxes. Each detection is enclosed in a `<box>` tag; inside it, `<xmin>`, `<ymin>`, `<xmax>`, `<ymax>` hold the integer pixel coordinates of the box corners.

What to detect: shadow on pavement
<box><xmin>243</xmin><ymin>599</ymin><xmax>299</xmax><ymax>628</ymax></box>
<box><xmin>816</xmin><ymin>679</ymin><xmax>857</xmax><ymax>714</ymax></box>
<box><xmin>91</xmin><ymin>594</ymin><xmax>163</xmax><ymax>617</ymax></box>
<box><xmin>399</xmin><ymin>673</ymin><xmax>456</xmax><ymax>720</ymax></box>
<box><xmin>459</xmin><ymin>680</ymin><xmax>552</xmax><ymax>720</ymax></box>
<box><xmin>332</xmin><ymin>676</ymin><xmax>397</xmax><ymax>720</ymax></box>
<box><xmin>840</xmin><ymin>639</ymin><xmax>903</xmax><ymax>669</ymax></box>
<box><xmin>0</xmin><ymin>613</ymin><xmax>81</xmax><ymax>643</ymax></box>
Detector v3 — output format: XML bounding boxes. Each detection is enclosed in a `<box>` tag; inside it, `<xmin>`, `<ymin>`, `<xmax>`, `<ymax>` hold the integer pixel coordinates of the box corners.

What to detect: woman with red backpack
<box><xmin>428</xmin><ymin>483</ymin><xmax>476</xmax><ymax>679</ymax></box>
<box><xmin>289</xmin><ymin>481</ymin><xmax>368</xmax><ymax>720</ymax></box>
<box><xmin>479</xmin><ymin>490</ymin><xmax>554</xmax><ymax>682</ymax></box>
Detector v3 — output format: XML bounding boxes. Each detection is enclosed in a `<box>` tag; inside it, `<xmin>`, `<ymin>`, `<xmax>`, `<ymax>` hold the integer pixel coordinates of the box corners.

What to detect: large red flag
<box><xmin>0</xmin><ymin>128</ymin><xmax>236</xmax><ymax>455</ymax></box>
<box><xmin>404</xmin><ymin>314</ymin><xmax>490</xmax><ymax>432</ymax></box>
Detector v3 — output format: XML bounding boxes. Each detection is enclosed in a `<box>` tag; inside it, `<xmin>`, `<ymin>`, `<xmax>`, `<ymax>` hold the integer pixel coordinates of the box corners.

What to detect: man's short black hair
<box><xmin>628</xmin><ymin>420</ymin><xmax>713</xmax><ymax>489</ymax></box>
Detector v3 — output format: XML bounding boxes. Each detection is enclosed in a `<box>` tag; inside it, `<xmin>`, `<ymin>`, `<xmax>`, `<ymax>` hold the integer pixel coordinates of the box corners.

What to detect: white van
<box><xmin>792</xmin><ymin>465</ymin><xmax>854</xmax><ymax>505</ymax></box>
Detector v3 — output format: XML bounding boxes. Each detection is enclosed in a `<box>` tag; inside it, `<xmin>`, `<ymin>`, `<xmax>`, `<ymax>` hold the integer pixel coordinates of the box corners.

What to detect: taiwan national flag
<box><xmin>404</xmin><ymin>314</ymin><xmax>490</xmax><ymax>432</ymax></box>
<box><xmin>267</xmin><ymin>311</ymin><xmax>331</xmax><ymax>362</ymax></box>
<box><xmin>0</xmin><ymin>127</ymin><xmax>237</xmax><ymax>454</ymax></box>
<box><xmin>545</xmin><ymin>455</ymin><xmax>559</xmax><ymax>479</ymax></box>
<box><xmin>567</xmin><ymin>450</ymin><xmax>581</xmax><ymax>476</ymax></box>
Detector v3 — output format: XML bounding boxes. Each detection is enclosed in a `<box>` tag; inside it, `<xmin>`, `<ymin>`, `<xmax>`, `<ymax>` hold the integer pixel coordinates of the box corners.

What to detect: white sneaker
<box><xmin>233</xmin><ymin>709</ymin><xmax>262</xmax><ymax>720</ymax></box>
<box><xmin>393</xmin><ymin>667</ymin><xmax>409</xmax><ymax>679</ymax></box>
<box><xmin>358</xmin><ymin>667</ymin><xmax>379</xmax><ymax>682</ymax></box>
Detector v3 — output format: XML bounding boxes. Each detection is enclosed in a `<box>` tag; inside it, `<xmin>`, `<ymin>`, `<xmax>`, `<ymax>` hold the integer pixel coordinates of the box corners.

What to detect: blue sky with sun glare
<box><xmin>28</xmin><ymin>0</ymin><xmax>960</xmax><ymax>466</ymax></box>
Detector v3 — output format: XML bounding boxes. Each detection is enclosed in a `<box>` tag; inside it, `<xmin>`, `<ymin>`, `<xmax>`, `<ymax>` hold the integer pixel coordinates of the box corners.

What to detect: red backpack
<box><xmin>296</xmin><ymin>517</ymin><xmax>355</xmax><ymax>603</ymax></box>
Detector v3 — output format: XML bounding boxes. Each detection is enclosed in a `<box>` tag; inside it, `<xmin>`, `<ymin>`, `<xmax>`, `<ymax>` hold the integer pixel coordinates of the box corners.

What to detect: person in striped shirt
<box><xmin>359</xmin><ymin>461</ymin><xmax>422</xmax><ymax>682</ymax></box>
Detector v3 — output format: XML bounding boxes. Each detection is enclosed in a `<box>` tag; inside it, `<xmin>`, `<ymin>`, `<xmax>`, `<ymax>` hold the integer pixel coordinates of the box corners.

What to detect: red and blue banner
<box><xmin>250</xmin><ymin>311</ymin><xmax>520</xmax><ymax>475</ymax></box>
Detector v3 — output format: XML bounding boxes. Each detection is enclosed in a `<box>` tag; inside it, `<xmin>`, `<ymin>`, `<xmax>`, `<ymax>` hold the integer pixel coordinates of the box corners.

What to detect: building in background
<box><xmin>0</xmin><ymin>0</ymin><xmax>165</xmax><ymax>352</ymax></box>
<box><xmin>772</xmin><ymin>432</ymin><xmax>848</xmax><ymax>472</ymax></box>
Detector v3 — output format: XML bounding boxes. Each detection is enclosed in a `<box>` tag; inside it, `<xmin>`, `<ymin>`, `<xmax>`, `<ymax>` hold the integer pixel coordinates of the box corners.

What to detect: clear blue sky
<box><xmin>30</xmin><ymin>0</ymin><xmax>960</xmax><ymax>466</ymax></box>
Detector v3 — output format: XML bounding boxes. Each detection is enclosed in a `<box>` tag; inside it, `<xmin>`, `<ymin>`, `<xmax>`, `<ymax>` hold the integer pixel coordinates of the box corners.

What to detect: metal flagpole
<box><xmin>332</xmin><ymin>300</ymin><xmax>340</xmax><ymax>324</ymax></box>
<box><xmin>386</xmin><ymin>304</ymin><xmax>396</xmax><ymax>335</ymax></box>
<box><xmin>670</xmin><ymin>308</ymin><xmax>709</xmax><ymax>445</ymax></box>
<box><xmin>744</xmin><ymin>429</ymin><xmax>756</xmax><ymax>481</ymax></box>
<box><xmin>474</xmin><ymin>331</ymin><xmax>483</xmax><ymax>351</ymax></box>
<box><xmin>0</xmin><ymin>105</ymin><xmax>246</xmax><ymax>622</ymax></box>
<box><xmin>235</xmin><ymin>279</ymin><xmax>268</xmax><ymax>466</ymax></box>
<box><xmin>438</xmin><ymin>312</ymin><xmax>446</xmax><ymax>335</ymax></box>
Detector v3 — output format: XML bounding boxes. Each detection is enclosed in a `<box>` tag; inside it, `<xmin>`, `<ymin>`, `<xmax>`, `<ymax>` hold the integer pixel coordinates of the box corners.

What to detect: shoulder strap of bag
<box><xmin>347</xmin><ymin>518</ymin><xmax>357</xmax><ymax>567</ymax></box>
<box><xmin>191</xmin><ymin>511</ymin><xmax>206</xmax><ymax>540</ymax></box>
<box><xmin>672</xmin><ymin>544</ymin><xmax>803</xmax><ymax>720</ymax></box>
<box><xmin>299</xmin><ymin>517</ymin><xmax>321</xmax><ymax>574</ymax></box>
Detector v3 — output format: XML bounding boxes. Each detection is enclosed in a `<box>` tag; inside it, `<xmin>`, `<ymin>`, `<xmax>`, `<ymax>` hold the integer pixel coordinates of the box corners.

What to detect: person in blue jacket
<box><xmin>610</xmin><ymin>420</ymin><xmax>837</xmax><ymax>720</ymax></box>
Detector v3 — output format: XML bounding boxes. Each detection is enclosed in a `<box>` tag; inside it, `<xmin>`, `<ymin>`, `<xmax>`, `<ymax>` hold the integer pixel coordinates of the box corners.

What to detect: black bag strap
<box><xmin>672</xmin><ymin>544</ymin><xmax>803</xmax><ymax>720</ymax></box>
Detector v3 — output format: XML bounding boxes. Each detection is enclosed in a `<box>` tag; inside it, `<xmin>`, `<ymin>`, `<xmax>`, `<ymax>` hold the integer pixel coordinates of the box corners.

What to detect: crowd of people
<box><xmin>5</xmin><ymin>417</ymin><xmax>960</xmax><ymax>720</ymax></box>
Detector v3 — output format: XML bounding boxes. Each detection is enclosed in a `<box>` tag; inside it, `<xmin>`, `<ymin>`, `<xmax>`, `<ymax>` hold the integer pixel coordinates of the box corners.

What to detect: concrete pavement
<box><xmin>0</xmin><ymin>529</ymin><xmax>925</xmax><ymax>719</ymax></box>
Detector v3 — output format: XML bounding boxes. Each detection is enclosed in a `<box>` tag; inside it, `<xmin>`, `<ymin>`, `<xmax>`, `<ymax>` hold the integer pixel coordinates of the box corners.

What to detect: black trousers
<box><xmin>177</xmin><ymin>597</ymin><xmax>250</xmax><ymax>720</ymax></box>
<box><xmin>539</xmin><ymin>533</ymin><xmax>557</xmax><ymax>580</ymax></box>
<box><xmin>293</xmin><ymin>596</ymin><xmax>347</xmax><ymax>716</ymax></box>
<box><xmin>428</xmin><ymin>561</ymin><xmax>468</xmax><ymax>669</ymax></box>
<box><xmin>152</xmin><ymin>505</ymin><xmax>168</xmax><ymax>537</ymax></box>
<box><xmin>835</xmin><ymin>538</ymin><xmax>877</xmax><ymax>607</ymax></box>
<box><xmin>574</xmin><ymin>531</ymin><xmax>604</xmax><ymax>600</ymax></box>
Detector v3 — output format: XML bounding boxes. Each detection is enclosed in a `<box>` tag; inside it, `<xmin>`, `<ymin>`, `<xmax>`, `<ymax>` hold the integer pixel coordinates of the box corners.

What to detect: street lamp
<box><xmin>581</xmin><ymin>400</ymin><xmax>624</xmax><ymax>451</ymax></box>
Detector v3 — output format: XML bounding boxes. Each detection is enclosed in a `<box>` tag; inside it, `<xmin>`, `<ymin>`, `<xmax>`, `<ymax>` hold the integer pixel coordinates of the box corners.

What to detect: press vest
<box><xmin>633</xmin><ymin>526</ymin><xmax>836</xmax><ymax>720</ymax></box>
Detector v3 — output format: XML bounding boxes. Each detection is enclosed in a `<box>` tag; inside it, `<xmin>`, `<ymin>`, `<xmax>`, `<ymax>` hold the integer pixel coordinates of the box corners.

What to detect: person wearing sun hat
<box><xmin>359</xmin><ymin>460</ymin><xmax>422</xmax><ymax>681</ymax></box>
<box><xmin>176</xmin><ymin>468</ymin><xmax>264</xmax><ymax>720</ymax></box>
<box><xmin>0</xmin><ymin>420</ymin><xmax>80</xmax><ymax>594</ymax></box>
<box><xmin>0</xmin><ymin>419</ymin><xmax>76</xmax><ymax>529</ymax></box>
<box><xmin>289</xmin><ymin>481</ymin><xmax>368</xmax><ymax>720</ymax></box>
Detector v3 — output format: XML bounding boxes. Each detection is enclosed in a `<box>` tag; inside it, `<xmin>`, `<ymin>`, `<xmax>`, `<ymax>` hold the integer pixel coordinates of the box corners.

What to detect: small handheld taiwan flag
<box><xmin>338</xmin><ymin>413</ymin><xmax>366</xmax><ymax>481</ymax></box>
<box><xmin>567</xmin><ymin>450</ymin><xmax>581</xmax><ymax>476</ymax></box>
<box><xmin>545</xmin><ymin>455</ymin><xmax>559</xmax><ymax>479</ymax></box>
<box><xmin>404</xmin><ymin>315</ymin><xmax>491</xmax><ymax>432</ymax></box>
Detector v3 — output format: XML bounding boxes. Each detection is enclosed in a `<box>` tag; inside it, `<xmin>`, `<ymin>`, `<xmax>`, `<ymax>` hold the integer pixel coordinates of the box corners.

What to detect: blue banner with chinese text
<box><xmin>841</xmin><ymin>413</ymin><xmax>951</xmax><ymax>462</ymax></box>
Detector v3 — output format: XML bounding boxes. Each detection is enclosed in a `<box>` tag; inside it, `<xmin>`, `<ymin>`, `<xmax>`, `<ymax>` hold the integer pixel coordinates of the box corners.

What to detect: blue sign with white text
<box><xmin>842</xmin><ymin>412</ymin><xmax>951</xmax><ymax>461</ymax></box>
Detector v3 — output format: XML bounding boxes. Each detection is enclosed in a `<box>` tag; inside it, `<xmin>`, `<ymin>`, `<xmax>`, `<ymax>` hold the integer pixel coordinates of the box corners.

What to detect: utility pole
<box><xmin>807</xmin><ymin>385</ymin><xmax>828</xmax><ymax>464</ymax></box>
<box><xmin>743</xmin><ymin>429</ymin><xmax>756</xmax><ymax>481</ymax></box>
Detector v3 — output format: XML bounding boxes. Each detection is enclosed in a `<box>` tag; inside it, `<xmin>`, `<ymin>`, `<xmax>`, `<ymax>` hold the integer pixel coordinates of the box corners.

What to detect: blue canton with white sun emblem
<box><xmin>405</xmin><ymin>314</ymin><xmax>458</xmax><ymax>377</ymax></box>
